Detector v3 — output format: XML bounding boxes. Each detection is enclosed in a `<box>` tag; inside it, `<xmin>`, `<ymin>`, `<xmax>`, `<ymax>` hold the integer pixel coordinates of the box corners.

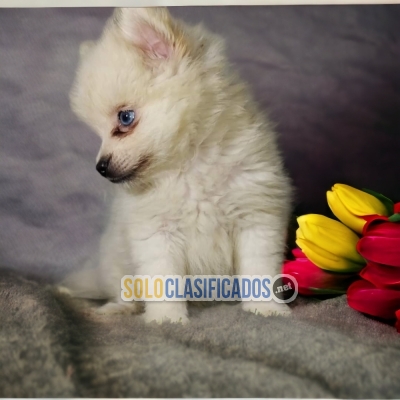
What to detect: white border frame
<box><xmin>1</xmin><ymin>0</ymin><xmax>399</xmax><ymax>7</ymax></box>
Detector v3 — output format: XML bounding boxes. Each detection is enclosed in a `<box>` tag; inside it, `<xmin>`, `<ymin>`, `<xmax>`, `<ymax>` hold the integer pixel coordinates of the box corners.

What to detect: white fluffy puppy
<box><xmin>66</xmin><ymin>7</ymin><xmax>292</xmax><ymax>324</ymax></box>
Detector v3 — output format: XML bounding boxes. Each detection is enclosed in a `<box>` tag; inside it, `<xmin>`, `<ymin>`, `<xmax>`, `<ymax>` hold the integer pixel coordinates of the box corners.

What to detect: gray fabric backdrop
<box><xmin>1</xmin><ymin>6</ymin><xmax>400</xmax><ymax>282</ymax></box>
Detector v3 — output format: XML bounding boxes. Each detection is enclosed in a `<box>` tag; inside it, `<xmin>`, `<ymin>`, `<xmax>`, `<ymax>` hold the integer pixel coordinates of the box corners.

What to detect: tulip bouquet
<box><xmin>283</xmin><ymin>184</ymin><xmax>400</xmax><ymax>332</ymax></box>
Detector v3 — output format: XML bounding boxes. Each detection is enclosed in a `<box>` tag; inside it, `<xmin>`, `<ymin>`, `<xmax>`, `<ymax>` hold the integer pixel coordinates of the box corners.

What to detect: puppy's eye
<box><xmin>118</xmin><ymin>110</ymin><xmax>135</xmax><ymax>126</ymax></box>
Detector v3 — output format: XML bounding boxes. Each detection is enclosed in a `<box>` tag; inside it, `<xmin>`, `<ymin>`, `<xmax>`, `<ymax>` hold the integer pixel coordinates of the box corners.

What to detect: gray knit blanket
<box><xmin>1</xmin><ymin>269</ymin><xmax>399</xmax><ymax>398</ymax></box>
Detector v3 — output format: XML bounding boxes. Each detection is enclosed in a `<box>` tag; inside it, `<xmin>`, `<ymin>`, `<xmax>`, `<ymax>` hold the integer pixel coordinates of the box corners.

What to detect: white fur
<box><xmin>65</xmin><ymin>7</ymin><xmax>292</xmax><ymax>324</ymax></box>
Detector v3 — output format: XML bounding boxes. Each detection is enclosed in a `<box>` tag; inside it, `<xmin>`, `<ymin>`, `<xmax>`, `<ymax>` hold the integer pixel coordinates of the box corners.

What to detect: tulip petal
<box><xmin>296</xmin><ymin>236</ymin><xmax>339</xmax><ymax>263</ymax></box>
<box><xmin>347</xmin><ymin>279</ymin><xmax>400</xmax><ymax>319</ymax></box>
<box><xmin>361</xmin><ymin>188</ymin><xmax>394</xmax><ymax>215</ymax></box>
<box><xmin>283</xmin><ymin>255</ymin><xmax>355</xmax><ymax>296</ymax></box>
<box><xmin>361</xmin><ymin>215</ymin><xmax>389</xmax><ymax>235</ymax></box>
<box><xmin>297</xmin><ymin>214</ymin><xmax>364</xmax><ymax>263</ymax></box>
<box><xmin>360</xmin><ymin>261</ymin><xmax>400</xmax><ymax>290</ymax></box>
<box><xmin>333</xmin><ymin>184</ymin><xmax>389</xmax><ymax>217</ymax></box>
<box><xmin>296</xmin><ymin>226</ymin><xmax>306</xmax><ymax>241</ymax></box>
<box><xmin>327</xmin><ymin>190</ymin><xmax>366</xmax><ymax>233</ymax></box>
<box><xmin>363</xmin><ymin>219</ymin><xmax>400</xmax><ymax>238</ymax></box>
<box><xmin>291</xmin><ymin>248</ymin><xmax>307</xmax><ymax>259</ymax></box>
<box><xmin>357</xmin><ymin>236</ymin><xmax>400</xmax><ymax>268</ymax></box>
<box><xmin>297</xmin><ymin>237</ymin><xmax>364</xmax><ymax>273</ymax></box>
<box><xmin>396</xmin><ymin>310</ymin><xmax>400</xmax><ymax>333</ymax></box>
<box><xmin>328</xmin><ymin>184</ymin><xmax>390</xmax><ymax>234</ymax></box>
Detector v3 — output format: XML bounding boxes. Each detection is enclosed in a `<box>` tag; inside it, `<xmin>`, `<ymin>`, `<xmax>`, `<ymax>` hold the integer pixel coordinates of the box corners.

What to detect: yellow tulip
<box><xmin>327</xmin><ymin>184</ymin><xmax>390</xmax><ymax>234</ymax></box>
<box><xmin>296</xmin><ymin>214</ymin><xmax>365</xmax><ymax>273</ymax></box>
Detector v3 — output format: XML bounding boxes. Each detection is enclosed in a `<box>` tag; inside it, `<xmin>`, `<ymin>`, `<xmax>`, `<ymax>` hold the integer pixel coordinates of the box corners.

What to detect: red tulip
<box><xmin>360</xmin><ymin>261</ymin><xmax>400</xmax><ymax>290</ymax></box>
<box><xmin>283</xmin><ymin>249</ymin><xmax>356</xmax><ymax>296</ymax></box>
<box><xmin>396</xmin><ymin>310</ymin><xmax>400</xmax><ymax>333</ymax></box>
<box><xmin>357</xmin><ymin>217</ymin><xmax>400</xmax><ymax>268</ymax></box>
<box><xmin>347</xmin><ymin>279</ymin><xmax>400</xmax><ymax>319</ymax></box>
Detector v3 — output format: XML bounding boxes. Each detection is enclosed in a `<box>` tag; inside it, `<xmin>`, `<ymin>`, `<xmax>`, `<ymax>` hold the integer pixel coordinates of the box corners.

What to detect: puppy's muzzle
<box><xmin>96</xmin><ymin>156</ymin><xmax>110</xmax><ymax>178</ymax></box>
<box><xmin>95</xmin><ymin>155</ymin><xmax>138</xmax><ymax>184</ymax></box>
<box><xmin>96</xmin><ymin>154</ymin><xmax>150</xmax><ymax>184</ymax></box>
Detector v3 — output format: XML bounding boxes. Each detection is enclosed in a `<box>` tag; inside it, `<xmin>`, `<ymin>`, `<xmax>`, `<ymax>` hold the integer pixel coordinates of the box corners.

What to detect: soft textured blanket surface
<box><xmin>1</xmin><ymin>6</ymin><xmax>400</xmax><ymax>398</ymax></box>
<box><xmin>1</xmin><ymin>270</ymin><xmax>400</xmax><ymax>398</ymax></box>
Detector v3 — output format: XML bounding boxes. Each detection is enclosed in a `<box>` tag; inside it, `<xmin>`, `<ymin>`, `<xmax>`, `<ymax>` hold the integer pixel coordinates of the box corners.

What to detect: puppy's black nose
<box><xmin>96</xmin><ymin>157</ymin><xmax>110</xmax><ymax>177</ymax></box>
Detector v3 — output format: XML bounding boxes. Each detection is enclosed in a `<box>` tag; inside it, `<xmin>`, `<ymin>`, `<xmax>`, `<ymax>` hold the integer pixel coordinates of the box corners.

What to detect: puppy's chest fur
<box><xmin>115</xmin><ymin>161</ymin><xmax>238</xmax><ymax>275</ymax></box>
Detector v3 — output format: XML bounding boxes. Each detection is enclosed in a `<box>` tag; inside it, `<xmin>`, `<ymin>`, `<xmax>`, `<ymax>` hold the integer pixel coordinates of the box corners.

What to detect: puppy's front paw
<box><xmin>55</xmin><ymin>285</ymin><xmax>73</xmax><ymax>296</ymax></box>
<box><xmin>143</xmin><ymin>302</ymin><xmax>189</xmax><ymax>325</ymax></box>
<box><xmin>242</xmin><ymin>301</ymin><xmax>291</xmax><ymax>317</ymax></box>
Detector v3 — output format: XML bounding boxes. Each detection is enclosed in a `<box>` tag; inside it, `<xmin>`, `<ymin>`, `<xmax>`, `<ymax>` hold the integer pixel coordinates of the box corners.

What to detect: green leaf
<box><xmin>389</xmin><ymin>213</ymin><xmax>400</xmax><ymax>223</ymax></box>
<box><xmin>362</xmin><ymin>188</ymin><xmax>394</xmax><ymax>215</ymax></box>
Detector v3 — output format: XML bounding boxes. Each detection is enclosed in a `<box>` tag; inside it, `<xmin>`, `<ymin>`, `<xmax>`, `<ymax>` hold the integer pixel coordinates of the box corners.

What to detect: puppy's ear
<box><xmin>114</xmin><ymin>7</ymin><xmax>187</xmax><ymax>61</ymax></box>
